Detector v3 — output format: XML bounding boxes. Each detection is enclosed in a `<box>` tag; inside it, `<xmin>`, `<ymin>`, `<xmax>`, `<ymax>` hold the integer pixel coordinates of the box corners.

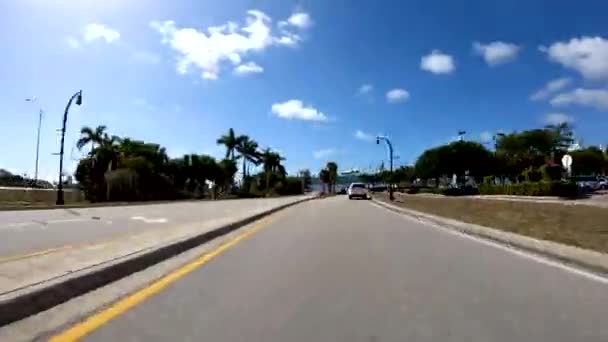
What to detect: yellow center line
<box><xmin>0</xmin><ymin>222</ymin><xmax>200</xmax><ymax>264</ymax></box>
<box><xmin>0</xmin><ymin>246</ymin><xmax>76</xmax><ymax>264</ymax></box>
<box><xmin>49</xmin><ymin>213</ymin><xmax>282</xmax><ymax>342</ymax></box>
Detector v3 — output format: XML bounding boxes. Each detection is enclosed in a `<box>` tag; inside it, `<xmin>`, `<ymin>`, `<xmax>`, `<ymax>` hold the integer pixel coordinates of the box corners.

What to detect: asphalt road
<box><xmin>0</xmin><ymin>196</ymin><xmax>308</xmax><ymax>257</ymax></box>
<box><xmin>79</xmin><ymin>196</ymin><xmax>608</xmax><ymax>342</ymax></box>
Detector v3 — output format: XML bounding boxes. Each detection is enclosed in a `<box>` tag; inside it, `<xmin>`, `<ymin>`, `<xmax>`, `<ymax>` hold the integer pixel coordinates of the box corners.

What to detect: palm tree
<box><xmin>319</xmin><ymin>169</ymin><xmax>330</xmax><ymax>194</ymax></box>
<box><xmin>260</xmin><ymin>148</ymin><xmax>286</xmax><ymax>192</ymax></box>
<box><xmin>76</xmin><ymin>125</ymin><xmax>108</xmax><ymax>152</ymax></box>
<box><xmin>236</xmin><ymin>136</ymin><xmax>260</xmax><ymax>178</ymax></box>
<box><xmin>326</xmin><ymin>161</ymin><xmax>338</xmax><ymax>193</ymax></box>
<box><xmin>216</xmin><ymin>128</ymin><xmax>245</xmax><ymax>161</ymax></box>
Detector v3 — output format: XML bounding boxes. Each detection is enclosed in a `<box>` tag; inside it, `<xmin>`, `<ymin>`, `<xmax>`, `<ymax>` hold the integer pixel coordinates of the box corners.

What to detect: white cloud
<box><xmin>358</xmin><ymin>84</ymin><xmax>373</xmax><ymax>95</ymax></box>
<box><xmin>83</xmin><ymin>23</ymin><xmax>120</xmax><ymax>43</ymax></box>
<box><xmin>132</xmin><ymin>98</ymin><xmax>156</xmax><ymax>111</ymax></box>
<box><xmin>202</xmin><ymin>71</ymin><xmax>218</xmax><ymax>80</ymax></box>
<box><xmin>386</xmin><ymin>88</ymin><xmax>410</xmax><ymax>103</ymax></box>
<box><xmin>473</xmin><ymin>41</ymin><xmax>520</xmax><ymax>66</ymax></box>
<box><xmin>234</xmin><ymin>61</ymin><xmax>263</xmax><ymax>75</ymax></box>
<box><xmin>420</xmin><ymin>50</ymin><xmax>455</xmax><ymax>74</ymax></box>
<box><xmin>354</xmin><ymin>130</ymin><xmax>374</xmax><ymax>141</ymax></box>
<box><xmin>541</xmin><ymin>36</ymin><xmax>608</xmax><ymax>80</ymax></box>
<box><xmin>287</xmin><ymin>12</ymin><xmax>312</xmax><ymax>29</ymax></box>
<box><xmin>544</xmin><ymin>113</ymin><xmax>575</xmax><ymax>125</ymax></box>
<box><xmin>313</xmin><ymin>148</ymin><xmax>336</xmax><ymax>159</ymax></box>
<box><xmin>550</xmin><ymin>88</ymin><xmax>608</xmax><ymax>110</ymax></box>
<box><xmin>130</xmin><ymin>50</ymin><xmax>161</xmax><ymax>64</ymax></box>
<box><xmin>530</xmin><ymin>77</ymin><xmax>572</xmax><ymax>101</ymax></box>
<box><xmin>274</xmin><ymin>35</ymin><xmax>299</xmax><ymax>47</ymax></box>
<box><xmin>66</xmin><ymin>36</ymin><xmax>81</xmax><ymax>49</ymax></box>
<box><xmin>479</xmin><ymin>131</ymin><xmax>493</xmax><ymax>143</ymax></box>
<box><xmin>151</xmin><ymin>10</ymin><xmax>311</xmax><ymax>80</ymax></box>
<box><xmin>271</xmin><ymin>99</ymin><xmax>327</xmax><ymax>121</ymax></box>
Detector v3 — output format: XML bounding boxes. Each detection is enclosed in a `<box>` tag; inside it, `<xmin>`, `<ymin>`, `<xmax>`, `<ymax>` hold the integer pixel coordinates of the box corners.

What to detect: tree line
<box><xmin>361</xmin><ymin>123</ymin><xmax>607</xmax><ymax>186</ymax></box>
<box><xmin>75</xmin><ymin>126</ymin><xmax>307</xmax><ymax>202</ymax></box>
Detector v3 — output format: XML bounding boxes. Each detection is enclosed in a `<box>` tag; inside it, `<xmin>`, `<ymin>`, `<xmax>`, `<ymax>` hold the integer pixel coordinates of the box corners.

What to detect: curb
<box><xmin>0</xmin><ymin>194</ymin><xmax>312</xmax><ymax>211</ymax></box>
<box><xmin>372</xmin><ymin>198</ymin><xmax>608</xmax><ymax>276</ymax></box>
<box><xmin>0</xmin><ymin>196</ymin><xmax>318</xmax><ymax>326</ymax></box>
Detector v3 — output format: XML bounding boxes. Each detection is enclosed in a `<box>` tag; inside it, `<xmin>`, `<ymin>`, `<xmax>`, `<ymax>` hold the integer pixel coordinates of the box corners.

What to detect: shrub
<box><xmin>442</xmin><ymin>185</ymin><xmax>480</xmax><ymax>196</ymax></box>
<box><xmin>540</xmin><ymin>164</ymin><xmax>564</xmax><ymax>181</ymax></box>
<box><xmin>478</xmin><ymin>181</ymin><xmax>578</xmax><ymax>198</ymax></box>
<box><xmin>522</xmin><ymin>167</ymin><xmax>542</xmax><ymax>182</ymax></box>
<box><xmin>419</xmin><ymin>187</ymin><xmax>443</xmax><ymax>194</ymax></box>
<box><xmin>406</xmin><ymin>187</ymin><xmax>420</xmax><ymax>194</ymax></box>
<box><xmin>274</xmin><ymin>177</ymin><xmax>304</xmax><ymax>196</ymax></box>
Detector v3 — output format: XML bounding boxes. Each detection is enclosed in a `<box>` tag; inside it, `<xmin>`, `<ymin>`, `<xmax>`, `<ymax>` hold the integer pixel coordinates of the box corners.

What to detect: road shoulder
<box><xmin>372</xmin><ymin>197</ymin><xmax>608</xmax><ymax>277</ymax></box>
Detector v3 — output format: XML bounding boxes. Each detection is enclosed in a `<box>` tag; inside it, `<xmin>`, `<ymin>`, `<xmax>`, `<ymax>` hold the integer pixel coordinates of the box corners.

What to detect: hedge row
<box><xmin>478</xmin><ymin>181</ymin><xmax>579</xmax><ymax>198</ymax></box>
<box><xmin>405</xmin><ymin>186</ymin><xmax>479</xmax><ymax>196</ymax></box>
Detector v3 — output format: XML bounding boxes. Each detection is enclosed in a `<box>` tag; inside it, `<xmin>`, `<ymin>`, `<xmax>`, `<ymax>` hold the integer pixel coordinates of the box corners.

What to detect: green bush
<box><xmin>419</xmin><ymin>187</ymin><xmax>443</xmax><ymax>194</ymax></box>
<box><xmin>540</xmin><ymin>164</ymin><xmax>563</xmax><ymax>181</ymax></box>
<box><xmin>406</xmin><ymin>187</ymin><xmax>420</xmax><ymax>194</ymax></box>
<box><xmin>274</xmin><ymin>177</ymin><xmax>304</xmax><ymax>196</ymax></box>
<box><xmin>478</xmin><ymin>181</ymin><xmax>578</xmax><ymax>198</ymax></box>
<box><xmin>442</xmin><ymin>185</ymin><xmax>480</xmax><ymax>196</ymax></box>
<box><xmin>522</xmin><ymin>167</ymin><xmax>542</xmax><ymax>182</ymax></box>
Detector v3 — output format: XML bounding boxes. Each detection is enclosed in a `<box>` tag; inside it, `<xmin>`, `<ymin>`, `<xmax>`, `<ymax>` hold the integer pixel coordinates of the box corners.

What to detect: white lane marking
<box><xmin>130</xmin><ymin>216</ymin><xmax>168</xmax><ymax>224</ymax></box>
<box><xmin>0</xmin><ymin>222</ymin><xmax>34</xmax><ymax>230</ymax></box>
<box><xmin>370</xmin><ymin>202</ymin><xmax>608</xmax><ymax>285</ymax></box>
<box><xmin>47</xmin><ymin>218</ymin><xmax>87</xmax><ymax>224</ymax></box>
<box><xmin>0</xmin><ymin>218</ymin><xmax>94</xmax><ymax>231</ymax></box>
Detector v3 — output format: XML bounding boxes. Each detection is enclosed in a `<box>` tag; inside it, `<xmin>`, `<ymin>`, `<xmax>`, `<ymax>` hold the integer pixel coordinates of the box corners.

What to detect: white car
<box><xmin>347</xmin><ymin>183</ymin><xmax>370</xmax><ymax>200</ymax></box>
<box><xmin>599</xmin><ymin>177</ymin><xmax>608</xmax><ymax>190</ymax></box>
<box><xmin>573</xmin><ymin>176</ymin><xmax>601</xmax><ymax>192</ymax></box>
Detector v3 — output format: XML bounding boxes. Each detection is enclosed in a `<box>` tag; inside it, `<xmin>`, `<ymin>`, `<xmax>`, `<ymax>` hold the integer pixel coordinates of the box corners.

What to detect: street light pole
<box><xmin>56</xmin><ymin>90</ymin><xmax>82</xmax><ymax>205</ymax></box>
<box><xmin>34</xmin><ymin>109</ymin><xmax>43</xmax><ymax>184</ymax></box>
<box><xmin>25</xmin><ymin>98</ymin><xmax>43</xmax><ymax>185</ymax></box>
<box><xmin>376</xmin><ymin>135</ymin><xmax>394</xmax><ymax>201</ymax></box>
<box><xmin>458</xmin><ymin>130</ymin><xmax>467</xmax><ymax>141</ymax></box>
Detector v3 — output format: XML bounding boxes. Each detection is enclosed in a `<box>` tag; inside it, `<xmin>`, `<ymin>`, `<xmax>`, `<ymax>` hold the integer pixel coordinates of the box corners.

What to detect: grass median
<box><xmin>375</xmin><ymin>193</ymin><xmax>608</xmax><ymax>254</ymax></box>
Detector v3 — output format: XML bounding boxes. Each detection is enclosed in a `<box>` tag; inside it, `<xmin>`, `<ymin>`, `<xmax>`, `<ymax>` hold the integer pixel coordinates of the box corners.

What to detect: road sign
<box><xmin>561</xmin><ymin>154</ymin><xmax>573</xmax><ymax>168</ymax></box>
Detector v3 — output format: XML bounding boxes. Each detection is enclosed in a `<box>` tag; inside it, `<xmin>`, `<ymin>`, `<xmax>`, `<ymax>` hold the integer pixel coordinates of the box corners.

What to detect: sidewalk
<box><xmin>0</xmin><ymin>195</ymin><xmax>316</xmax><ymax>325</ymax></box>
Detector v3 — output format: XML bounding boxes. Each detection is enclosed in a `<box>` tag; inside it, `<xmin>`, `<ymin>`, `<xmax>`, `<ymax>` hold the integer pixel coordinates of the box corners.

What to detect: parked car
<box><xmin>572</xmin><ymin>176</ymin><xmax>601</xmax><ymax>192</ymax></box>
<box><xmin>347</xmin><ymin>182</ymin><xmax>370</xmax><ymax>200</ymax></box>
<box><xmin>598</xmin><ymin>177</ymin><xmax>608</xmax><ymax>190</ymax></box>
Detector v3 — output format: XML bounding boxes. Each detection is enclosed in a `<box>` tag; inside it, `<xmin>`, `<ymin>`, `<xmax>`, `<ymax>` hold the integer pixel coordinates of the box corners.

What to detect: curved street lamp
<box><xmin>376</xmin><ymin>135</ymin><xmax>394</xmax><ymax>201</ymax></box>
<box><xmin>56</xmin><ymin>90</ymin><xmax>82</xmax><ymax>205</ymax></box>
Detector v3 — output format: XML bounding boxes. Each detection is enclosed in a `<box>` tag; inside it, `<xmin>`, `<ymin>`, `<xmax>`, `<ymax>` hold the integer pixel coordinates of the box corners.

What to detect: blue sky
<box><xmin>2</xmin><ymin>0</ymin><xmax>608</xmax><ymax>180</ymax></box>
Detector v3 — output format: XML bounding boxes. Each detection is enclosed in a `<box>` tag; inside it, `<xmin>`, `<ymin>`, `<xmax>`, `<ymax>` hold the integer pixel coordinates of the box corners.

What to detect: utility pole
<box><xmin>56</xmin><ymin>90</ymin><xmax>83</xmax><ymax>205</ymax></box>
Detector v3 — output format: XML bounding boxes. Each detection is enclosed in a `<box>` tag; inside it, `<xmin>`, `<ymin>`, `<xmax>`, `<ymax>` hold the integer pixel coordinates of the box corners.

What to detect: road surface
<box><xmin>64</xmin><ymin>196</ymin><xmax>607</xmax><ymax>341</ymax></box>
<box><xmin>0</xmin><ymin>196</ymin><xmax>309</xmax><ymax>257</ymax></box>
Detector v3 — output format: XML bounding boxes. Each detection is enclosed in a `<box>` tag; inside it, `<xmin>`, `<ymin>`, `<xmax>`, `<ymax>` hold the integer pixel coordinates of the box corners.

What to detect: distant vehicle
<box><xmin>572</xmin><ymin>176</ymin><xmax>601</xmax><ymax>192</ymax></box>
<box><xmin>337</xmin><ymin>187</ymin><xmax>347</xmax><ymax>195</ymax></box>
<box><xmin>598</xmin><ymin>177</ymin><xmax>608</xmax><ymax>190</ymax></box>
<box><xmin>348</xmin><ymin>183</ymin><xmax>370</xmax><ymax>200</ymax></box>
